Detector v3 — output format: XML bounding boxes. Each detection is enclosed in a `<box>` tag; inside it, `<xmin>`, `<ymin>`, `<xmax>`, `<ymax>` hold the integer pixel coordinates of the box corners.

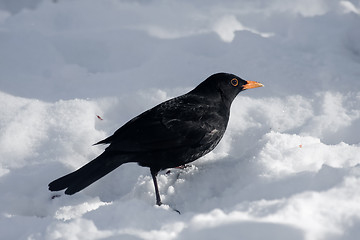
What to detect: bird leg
<box><xmin>150</xmin><ymin>168</ymin><xmax>162</xmax><ymax>206</ymax></box>
<box><xmin>150</xmin><ymin>168</ymin><xmax>181</xmax><ymax>214</ymax></box>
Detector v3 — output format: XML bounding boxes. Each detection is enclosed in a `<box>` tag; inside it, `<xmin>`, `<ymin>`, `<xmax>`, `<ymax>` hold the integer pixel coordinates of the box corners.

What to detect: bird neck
<box><xmin>217</xmin><ymin>88</ymin><xmax>234</xmax><ymax>109</ymax></box>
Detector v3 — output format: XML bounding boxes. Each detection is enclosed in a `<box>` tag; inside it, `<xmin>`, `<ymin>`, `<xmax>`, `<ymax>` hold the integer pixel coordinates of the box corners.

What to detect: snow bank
<box><xmin>1</xmin><ymin>0</ymin><xmax>360</xmax><ymax>239</ymax></box>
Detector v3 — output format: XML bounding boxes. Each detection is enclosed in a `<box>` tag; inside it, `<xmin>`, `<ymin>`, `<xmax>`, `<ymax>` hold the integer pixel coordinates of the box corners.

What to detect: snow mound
<box><xmin>1</xmin><ymin>0</ymin><xmax>360</xmax><ymax>239</ymax></box>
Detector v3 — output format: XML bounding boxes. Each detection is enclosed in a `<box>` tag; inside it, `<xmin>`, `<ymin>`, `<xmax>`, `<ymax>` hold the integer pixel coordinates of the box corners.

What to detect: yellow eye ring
<box><xmin>231</xmin><ymin>78</ymin><xmax>238</xmax><ymax>87</ymax></box>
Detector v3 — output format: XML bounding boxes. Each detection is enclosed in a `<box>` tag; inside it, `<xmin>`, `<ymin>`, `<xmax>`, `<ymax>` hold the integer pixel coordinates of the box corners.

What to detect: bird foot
<box><xmin>172</xmin><ymin>207</ymin><xmax>181</xmax><ymax>215</ymax></box>
<box><xmin>156</xmin><ymin>202</ymin><xmax>181</xmax><ymax>214</ymax></box>
<box><xmin>175</xmin><ymin>164</ymin><xmax>191</xmax><ymax>170</ymax></box>
<box><xmin>51</xmin><ymin>194</ymin><xmax>61</xmax><ymax>200</ymax></box>
<box><xmin>166</xmin><ymin>164</ymin><xmax>192</xmax><ymax>175</ymax></box>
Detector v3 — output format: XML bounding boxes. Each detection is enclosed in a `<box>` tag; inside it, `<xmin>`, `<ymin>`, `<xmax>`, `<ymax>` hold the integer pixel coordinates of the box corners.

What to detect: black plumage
<box><xmin>48</xmin><ymin>72</ymin><xmax>263</xmax><ymax>208</ymax></box>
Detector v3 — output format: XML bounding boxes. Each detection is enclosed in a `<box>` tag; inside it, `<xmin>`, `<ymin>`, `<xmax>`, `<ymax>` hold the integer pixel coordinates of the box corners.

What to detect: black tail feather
<box><xmin>48</xmin><ymin>152</ymin><xmax>128</xmax><ymax>195</ymax></box>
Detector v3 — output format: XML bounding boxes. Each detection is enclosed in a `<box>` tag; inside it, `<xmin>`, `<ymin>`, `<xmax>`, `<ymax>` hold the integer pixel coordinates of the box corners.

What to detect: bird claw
<box><xmin>51</xmin><ymin>194</ymin><xmax>61</xmax><ymax>199</ymax></box>
<box><xmin>156</xmin><ymin>202</ymin><xmax>181</xmax><ymax>214</ymax></box>
<box><xmin>166</xmin><ymin>164</ymin><xmax>192</xmax><ymax>174</ymax></box>
<box><xmin>175</xmin><ymin>164</ymin><xmax>191</xmax><ymax>170</ymax></box>
<box><xmin>172</xmin><ymin>207</ymin><xmax>181</xmax><ymax>214</ymax></box>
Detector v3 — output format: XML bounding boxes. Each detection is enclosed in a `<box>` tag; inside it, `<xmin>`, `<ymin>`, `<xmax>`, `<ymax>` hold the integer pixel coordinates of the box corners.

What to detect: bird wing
<box><xmin>100</xmin><ymin>96</ymin><xmax>214</xmax><ymax>153</ymax></box>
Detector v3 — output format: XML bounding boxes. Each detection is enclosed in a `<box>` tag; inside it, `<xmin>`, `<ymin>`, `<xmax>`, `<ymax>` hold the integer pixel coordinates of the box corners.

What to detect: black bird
<box><xmin>48</xmin><ymin>73</ymin><xmax>263</xmax><ymax>209</ymax></box>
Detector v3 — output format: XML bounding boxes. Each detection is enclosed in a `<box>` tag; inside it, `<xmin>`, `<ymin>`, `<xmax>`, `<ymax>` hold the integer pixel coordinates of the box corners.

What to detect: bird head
<box><xmin>192</xmin><ymin>72</ymin><xmax>263</xmax><ymax>105</ymax></box>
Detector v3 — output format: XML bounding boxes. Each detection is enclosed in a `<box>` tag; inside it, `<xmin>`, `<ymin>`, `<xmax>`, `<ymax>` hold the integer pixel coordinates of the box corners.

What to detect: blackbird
<box><xmin>48</xmin><ymin>73</ymin><xmax>263</xmax><ymax>209</ymax></box>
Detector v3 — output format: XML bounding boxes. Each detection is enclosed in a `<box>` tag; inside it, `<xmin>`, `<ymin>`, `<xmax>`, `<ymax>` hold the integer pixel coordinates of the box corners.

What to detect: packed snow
<box><xmin>1</xmin><ymin>0</ymin><xmax>360</xmax><ymax>239</ymax></box>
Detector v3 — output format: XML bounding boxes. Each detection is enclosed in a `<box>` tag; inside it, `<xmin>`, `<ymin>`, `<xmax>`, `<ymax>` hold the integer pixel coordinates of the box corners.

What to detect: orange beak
<box><xmin>243</xmin><ymin>80</ymin><xmax>264</xmax><ymax>90</ymax></box>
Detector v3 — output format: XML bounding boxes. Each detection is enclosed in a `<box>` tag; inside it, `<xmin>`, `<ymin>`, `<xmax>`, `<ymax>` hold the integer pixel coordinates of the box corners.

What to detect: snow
<box><xmin>0</xmin><ymin>0</ymin><xmax>360</xmax><ymax>239</ymax></box>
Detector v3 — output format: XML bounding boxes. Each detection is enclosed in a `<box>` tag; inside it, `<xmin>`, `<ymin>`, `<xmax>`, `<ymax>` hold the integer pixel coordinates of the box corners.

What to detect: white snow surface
<box><xmin>1</xmin><ymin>0</ymin><xmax>360</xmax><ymax>239</ymax></box>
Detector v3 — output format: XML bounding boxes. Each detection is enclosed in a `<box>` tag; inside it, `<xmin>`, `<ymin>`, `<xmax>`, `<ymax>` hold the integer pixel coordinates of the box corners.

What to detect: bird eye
<box><xmin>230</xmin><ymin>78</ymin><xmax>238</xmax><ymax>87</ymax></box>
